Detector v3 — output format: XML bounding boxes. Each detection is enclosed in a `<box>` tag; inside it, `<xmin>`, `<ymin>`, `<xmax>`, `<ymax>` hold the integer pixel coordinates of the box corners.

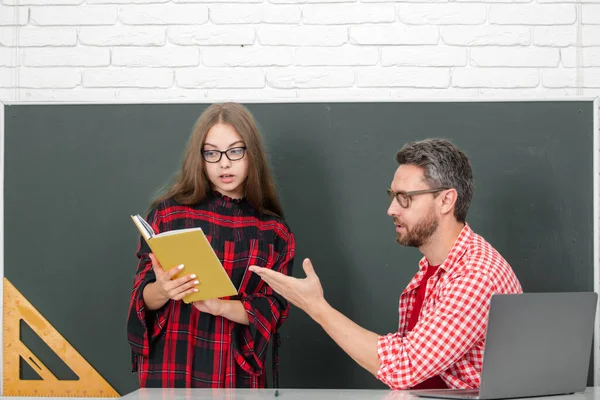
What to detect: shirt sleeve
<box><xmin>376</xmin><ymin>270</ymin><xmax>494</xmax><ymax>389</ymax></box>
<box><xmin>232</xmin><ymin>231</ymin><xmax>296</xmax><ymax>375</ymax></box>
<box><xmin>126</xmin><ymin>204</ymin><xmax>172</xmax><ymax>369</ymax></box>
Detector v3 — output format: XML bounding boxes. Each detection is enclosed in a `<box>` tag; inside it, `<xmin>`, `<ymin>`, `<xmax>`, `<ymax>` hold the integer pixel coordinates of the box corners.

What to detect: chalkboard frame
<box><xmin>0</xmin><ymin>98</ymin><xmax>598</xmax><ymax>393</ymax></box>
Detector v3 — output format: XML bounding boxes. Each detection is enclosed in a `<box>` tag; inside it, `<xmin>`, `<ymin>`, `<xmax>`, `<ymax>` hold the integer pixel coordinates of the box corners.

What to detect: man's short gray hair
<box><xmin>395</xmin><ymin>138</ymin><xmax>474</xmax><ymax>223</ymax></box>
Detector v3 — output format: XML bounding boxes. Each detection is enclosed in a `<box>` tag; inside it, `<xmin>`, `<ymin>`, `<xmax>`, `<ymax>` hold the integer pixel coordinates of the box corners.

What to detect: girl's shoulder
<box><xmin>146</xmin><ymin>197</ymin><xmax>199</xmax><ymax>221</ymax></box>
<box><xmin>255</xmin><ymin>211</ymin><xmax>294</xmax><ymax>246</ymax></box>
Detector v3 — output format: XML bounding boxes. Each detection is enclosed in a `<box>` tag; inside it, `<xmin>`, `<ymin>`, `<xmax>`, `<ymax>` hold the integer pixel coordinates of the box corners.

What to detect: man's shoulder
<box><xmin>463</xmin><ymin>231</ymin><xmax>509</xmax><ymax>267</ymax></box>
<box><xmin>453</xmin><ymin>229</ymin><xmax>522</xmax><ymax>291</ymax></box>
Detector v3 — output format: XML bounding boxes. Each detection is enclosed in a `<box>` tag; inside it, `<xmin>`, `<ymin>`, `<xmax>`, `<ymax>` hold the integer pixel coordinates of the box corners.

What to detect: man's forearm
<box><xmin>309</xmin><ymin>301</ymin><xmax>381</xmax><ymax>375</ymax></box>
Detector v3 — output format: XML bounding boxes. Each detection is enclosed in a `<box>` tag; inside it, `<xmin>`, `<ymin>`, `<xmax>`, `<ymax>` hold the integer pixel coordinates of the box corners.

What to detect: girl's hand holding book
<box><xmin>150</xmin><ymin>253</ymin><xmax>199</xmax><ymax>301</ymax></box>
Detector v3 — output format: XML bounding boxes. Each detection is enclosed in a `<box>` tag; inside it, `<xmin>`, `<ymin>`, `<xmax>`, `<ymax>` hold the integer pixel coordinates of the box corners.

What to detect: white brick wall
<box><xmin>0</xmin><ymin>1</ymin><xmax>598</xmax><ymax>101</ymax></box>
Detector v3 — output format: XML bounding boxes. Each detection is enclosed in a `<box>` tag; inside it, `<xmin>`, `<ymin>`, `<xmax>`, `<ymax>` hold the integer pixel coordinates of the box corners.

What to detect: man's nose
<box><xmin>387</xmin><ymin>199</ymin><xmax>401</xmax><ymax>217</ymax></box>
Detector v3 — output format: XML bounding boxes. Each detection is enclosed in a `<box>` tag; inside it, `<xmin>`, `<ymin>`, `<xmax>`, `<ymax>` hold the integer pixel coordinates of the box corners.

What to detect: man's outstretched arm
<box><xmin>250</xmin><ymin>258</ymin><xmax>381</xmax><ymax>375</ymax></box>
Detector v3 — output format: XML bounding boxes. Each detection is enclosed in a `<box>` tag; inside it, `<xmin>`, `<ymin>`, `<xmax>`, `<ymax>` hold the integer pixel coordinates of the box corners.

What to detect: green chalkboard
<box><xmin>2</xmin><ymin>101</ymin><xmax>595</xmax><ymax>395</ymax></box>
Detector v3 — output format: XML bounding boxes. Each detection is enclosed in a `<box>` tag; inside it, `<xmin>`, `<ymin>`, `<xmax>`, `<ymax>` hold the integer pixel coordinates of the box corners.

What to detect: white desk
<box><xmin>119</xmin><ymin>387</ymin><xmax>599</xmax><ymax>400</ymax></box>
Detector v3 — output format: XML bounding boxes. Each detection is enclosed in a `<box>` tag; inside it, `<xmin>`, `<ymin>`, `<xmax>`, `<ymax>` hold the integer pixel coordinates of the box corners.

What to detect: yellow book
<box><xmin>131</xmin><ymin>214</ymin><xmax>238</xmax><ymax>303</ymax></box>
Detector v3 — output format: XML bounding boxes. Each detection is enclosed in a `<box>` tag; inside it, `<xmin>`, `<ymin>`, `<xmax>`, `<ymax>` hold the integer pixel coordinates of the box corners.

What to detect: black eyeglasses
<box><xmin>202</xmin><ymin>147</ymin><xmax>247</xmax><ymax>163</ymax></box>
<box><xmin>387</xmin><ymin>188</ymin><xmax>448</xmax><ymax>208</ymax></box>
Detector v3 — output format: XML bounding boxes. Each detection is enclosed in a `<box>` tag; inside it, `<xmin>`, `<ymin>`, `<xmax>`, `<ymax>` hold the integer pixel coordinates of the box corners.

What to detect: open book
<box><xmin>131</xmin><ymin>214</ymin><xmax>238</xmax><ymax>303</ymax></box>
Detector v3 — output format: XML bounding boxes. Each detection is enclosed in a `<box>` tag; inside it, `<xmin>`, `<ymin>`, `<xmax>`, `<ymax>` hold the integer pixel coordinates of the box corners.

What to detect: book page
<box><xmin>155</xmin><ymin>227</ymin><xmax>204</xmax><ymax>237</ymax></box>
<box><xmin>131</xmin><ymin>214</ymin><xmax>155</xmax><ymax>240</ymax></box>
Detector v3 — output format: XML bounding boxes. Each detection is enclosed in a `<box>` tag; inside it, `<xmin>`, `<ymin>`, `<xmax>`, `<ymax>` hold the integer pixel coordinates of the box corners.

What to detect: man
<box><xmin>250</xmin><ymin>138</ymin><xmax>522</xmax><ymax>390</ymax></box>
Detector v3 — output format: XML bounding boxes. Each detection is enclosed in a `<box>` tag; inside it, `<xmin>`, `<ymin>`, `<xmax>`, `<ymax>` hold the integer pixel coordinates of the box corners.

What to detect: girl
<box><xmin>127</xmin><ymin>103</ymin><xmax>295</xmax><ymax>388</ymax></box>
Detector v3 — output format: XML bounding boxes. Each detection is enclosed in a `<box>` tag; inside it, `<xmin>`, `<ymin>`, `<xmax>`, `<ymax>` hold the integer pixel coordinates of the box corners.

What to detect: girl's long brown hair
<box><xmin>151</xmin><ymin>103</ymin><xmax>284</xmax><ymax>218</ymax></box>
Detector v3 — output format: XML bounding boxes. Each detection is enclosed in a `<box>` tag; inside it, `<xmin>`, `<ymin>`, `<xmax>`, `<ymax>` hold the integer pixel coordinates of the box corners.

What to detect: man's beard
<box><xmin>396</xmin><ymin>208</ymin><xmax>438</xmax><ymax>248</ymax></box>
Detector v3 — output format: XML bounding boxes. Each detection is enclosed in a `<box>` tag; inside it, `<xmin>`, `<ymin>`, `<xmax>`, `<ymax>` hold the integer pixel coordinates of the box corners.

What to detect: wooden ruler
<box><xmin>3</xmin><ymin>278</ymin><xmax>119</xmax><ymax>397</ymax></box>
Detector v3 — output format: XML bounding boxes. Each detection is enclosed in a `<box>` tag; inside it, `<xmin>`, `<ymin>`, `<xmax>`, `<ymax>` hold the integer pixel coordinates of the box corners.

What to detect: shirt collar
<box><xmin>404</xmin><ymin>224</ymin><xmax>472</xmax><ymax>294</ymax></box>
<box><xmin>418</xmin><ymin>223</ymin><xmax>472</xmax><ymax>273</ymax></box>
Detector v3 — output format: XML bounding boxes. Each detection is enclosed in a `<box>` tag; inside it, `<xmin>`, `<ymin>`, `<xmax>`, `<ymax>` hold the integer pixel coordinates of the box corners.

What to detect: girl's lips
<box><xmin>219</xmin><ymin>174</ymin><xmax>235</xmax><ymax>184</ymax></box>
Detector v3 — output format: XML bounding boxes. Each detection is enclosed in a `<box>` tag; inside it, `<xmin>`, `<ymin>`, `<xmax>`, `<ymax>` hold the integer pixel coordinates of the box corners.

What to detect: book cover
<box><xmin>131</xmin><ymin>214</ymin><xmax>238</xmax><ymax>303</ymax></box>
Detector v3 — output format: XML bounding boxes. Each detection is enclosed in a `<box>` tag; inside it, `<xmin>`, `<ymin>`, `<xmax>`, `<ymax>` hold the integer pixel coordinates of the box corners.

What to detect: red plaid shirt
<box><xmin>127</xmin><ymin>192</ymin><xmax>295</xmax><ymax>388</ymax></box>
<box><xmin>377</xmin><ymin>224</ymin><xmax>522</xmax><ymax>390</ymax></box>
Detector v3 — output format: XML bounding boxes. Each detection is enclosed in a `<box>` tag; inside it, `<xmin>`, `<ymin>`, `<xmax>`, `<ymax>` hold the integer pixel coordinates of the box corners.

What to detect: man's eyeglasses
<box><xmin>387</xmin><ymin>188</ymin><xmax>448</xmax><ymax>208</ymax></box>
<box><xmin>202</xmin><ymin>147</ymin><xmax>247</xmax><ymax>163</ymax></box>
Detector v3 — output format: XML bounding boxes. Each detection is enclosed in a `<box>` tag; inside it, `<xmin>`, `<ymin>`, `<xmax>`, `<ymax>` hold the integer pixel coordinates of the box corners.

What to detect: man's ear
<box><xmin>439</xmin><ymin>189</ymin><xmax>458</xmax><ymax>216</ymax></box>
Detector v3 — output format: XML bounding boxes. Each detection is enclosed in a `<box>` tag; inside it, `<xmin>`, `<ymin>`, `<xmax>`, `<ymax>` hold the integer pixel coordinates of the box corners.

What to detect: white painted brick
<box><xmin>267</xmin><ymin>67</ymin><xmax>354</xmax><ymax>88</ymax></box>
<box><xmin>543</xmin><ymin>68</ymin><xmax>600</xmax><ymax>87</ymax></box>
<box><xmin>391</xmin><ymin>88</ymin><xmax>483</xmax><ymax>98</ymax></box>
<box><xmin>0</xmin><ymin>68</ymin><xmax>15</xmax><ymax>87</ymax></box>
<box><xmin>382</xmin><ymin>47</ymin><xmax>467</xmax><ymax>67</ymax></box>
<box><xmin>22</xmin><ymin>47</ymin><xmax>110</xmax><ymax>67</ymax></box>
<box><xmin>269</xmin><ymin>0</ymin><xmax>351</xmax><ymax>4</ymax></box>
<box><xmin>18</xmin><ymin>67</ymin><xmax>81</xmax><ymax>88</ymax></box>
<box><xmin>398</xmin><ymin>4</ymin><xmax>487</xmax><ymax>25</ymax></box>
<box><xmin>177</xmin><ymin>0</ymin><xmax>260</xmax><ymax>3</ymax></box>
<box><xmin>295</xmin><ymin>46</ymin><xmax>378</xmax><ymax>66</ymax></box>
<box><xmin>473</xmin><ymin>88</ymin><xmax>563</xmax><ymax>96</ymax></box>
<box><xmin>88</xmin><ymin>0</ymin><xmax>168</xmax><ymax>3</ymax></box>
<box><xmin>452</xmin><ymin>68</ymin><xmax>539</xmax><ymax>88</ymax></box>
<box><xmin>582</xmin><ymin>27</ymin><xmax>600</xmax><ymax>45</ymax></box>
<box><xmin>583</xmin><ymin>5</ymin><xmax>600</xmax><ymax>24</ymax></box>
<box><xmin>113</xmin><ymin>47</ymin><xmax>199</xmax><ymax>67</ymax></box>
<box><xmin>176</xmin><ymin>68</ymin><xmax>265</xmax><ymax>88</ymax></box>
<box><xmin>303</xmin><ymin>5</ymin><xmax>395</xmax><ymax>24</ymax></box>
<box><xmin>361</xmin><ymin>0</ymin><xmax>441</xmax><ymax>3</ymax></box>
<box><xmin>583</xmin><ymin>89</ymin><xmax>600</xmax><ymax>96</ymax></box>
<box><xmin>0</xmin><ymin>27</ymin><xmax>77</xmax><ymax>46</ymax></box>
<box><xmin>442</xmin><ymin>26</ymin><xmax>530</xmax><ymax>46</ymax></box>
<box><xmin>115</xmin><ymin>88</ymin><xmax>205</xmax><ymax>100</ymax></box>
<box><xmin>3</xmin><ymin>0</ymin><xmax>81</xmax><ymax>4</ymax></box>
<box><xmin>481</xmin><ymin>88</ymin><xmax>588</xmax><ymax>97</ymax></box>
<box><xmin>202</xmin><ymin>47</ymin><xmax>293</xmax><ymax>66</ymax></box>
<box><xmin>489</xmin><ymin>5</ymin><xmax>576</xmax><ymax>25</ymax></box>
<box><xmin>119</xmin><ymin>5</ymin><xmax>208</xmax><ymax>25</ymax></box>
<box><xmin>457</xmin><ymin>0</ymin><xmax>529</xmax><ymax>4</ymax></box>
<box><xmin>0</xmin><ymin>6</ymin><xmax>28</xmax><ymax>26</ymax></box>
<box><xmin>471</xmin><ymin>47</ymin><xmax>559</xmax><ymax>67</ymax></box>
<box><xmin>357</xmin><ymin>67</ymin><xmax>450</xmax><ymax>88</ymax></box>
<box><xmin>350</xmin><ymin>25</ymin><xmax>438</xmax><ymax>45</ymax></box>
<box><xmin>31</xmin><ymin>6</ymin><xmax>117</xmax><ymax>26</ymax></box>
<box><xmin>205</xmin><ymin>88</ymin><xmax>296</xmax><ymax>100</ymax></box>
<box><xmin>257</xmin><ymin>26</ymin><xmax>347</xmax><ymax>46</ymax></box>
<box><xmin>297</xmin><ymin>88</ymin><xmax>391</xmax><ymax>98</ymax></box>
<box><xmin>19</xmin><ymin>88</ymin><xmax>118</xmax><ymax>101</ymax></box>
<box><xmin>533</xmin><ymin>26</ymin><xmax>575</xmax><ymax>46</ymax></box>
<box><xmin>84</xmin><ymin>68</ymin><xmax>173</xmax><ymax>88</ymax></box>
<box><xmin>0</xmin><ymin>88</ymin><xmax>14</xmax><ymax>101</ymax></box>
<box><xmin>0</xmin><ymin>47</ymin><xmax>16</xmax><ymax>66</ymax></box>
<box><xmin>80</xmin><ymin>26</ymin><xmax>165</xmax><ymax>46</ymax></box>
<box><xmin>210</xmin><ymin>5</ymin><xmax>301</xmax><ymax>24</ymax></box>
<box><xmin>168</xmin><ymin>26</ymin><xmax>254</xmax><ymax>45</ymax></box>
<box><xmin>540</xmin><ymin>0</ymin><xmax>600</xmax><ymax>3</ymax></box>
<box><xmin>561</xmin><ymin>47</ymin><xmax>600</xmax><ymax>67</ymax></box>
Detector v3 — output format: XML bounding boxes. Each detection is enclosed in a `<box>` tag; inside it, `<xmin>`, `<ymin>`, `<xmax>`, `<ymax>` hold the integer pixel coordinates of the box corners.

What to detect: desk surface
<box><xmin>118</xmin><ymin>387</ymin><xmax>599</xmax><ymax>400</ymax></box>
<box><xmin>0</xmin><ymin>388</ymin><xmax>595</xmax><ymax>400</ymax></box>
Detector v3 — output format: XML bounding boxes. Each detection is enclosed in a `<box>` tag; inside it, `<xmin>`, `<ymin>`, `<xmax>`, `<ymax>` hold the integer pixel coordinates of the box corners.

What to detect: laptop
<box><xmin>410</xmin><ymin>292</ymin><xmax>598</xmax><ymax>400</ymax></box>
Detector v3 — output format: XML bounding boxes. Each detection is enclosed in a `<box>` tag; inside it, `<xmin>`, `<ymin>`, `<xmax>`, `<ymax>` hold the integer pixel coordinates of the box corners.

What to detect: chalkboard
<box><xmin>2</xmin><ymin>101</ymin><xmax>596</xmax><ymax>395</ymax></box>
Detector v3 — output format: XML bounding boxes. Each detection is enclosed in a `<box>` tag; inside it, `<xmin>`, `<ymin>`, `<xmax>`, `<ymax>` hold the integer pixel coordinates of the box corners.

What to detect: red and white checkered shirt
<box><xmin>376</xmin><ymin>223</ymin><xmax>522</xmax><ymax>390</ymax></box>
